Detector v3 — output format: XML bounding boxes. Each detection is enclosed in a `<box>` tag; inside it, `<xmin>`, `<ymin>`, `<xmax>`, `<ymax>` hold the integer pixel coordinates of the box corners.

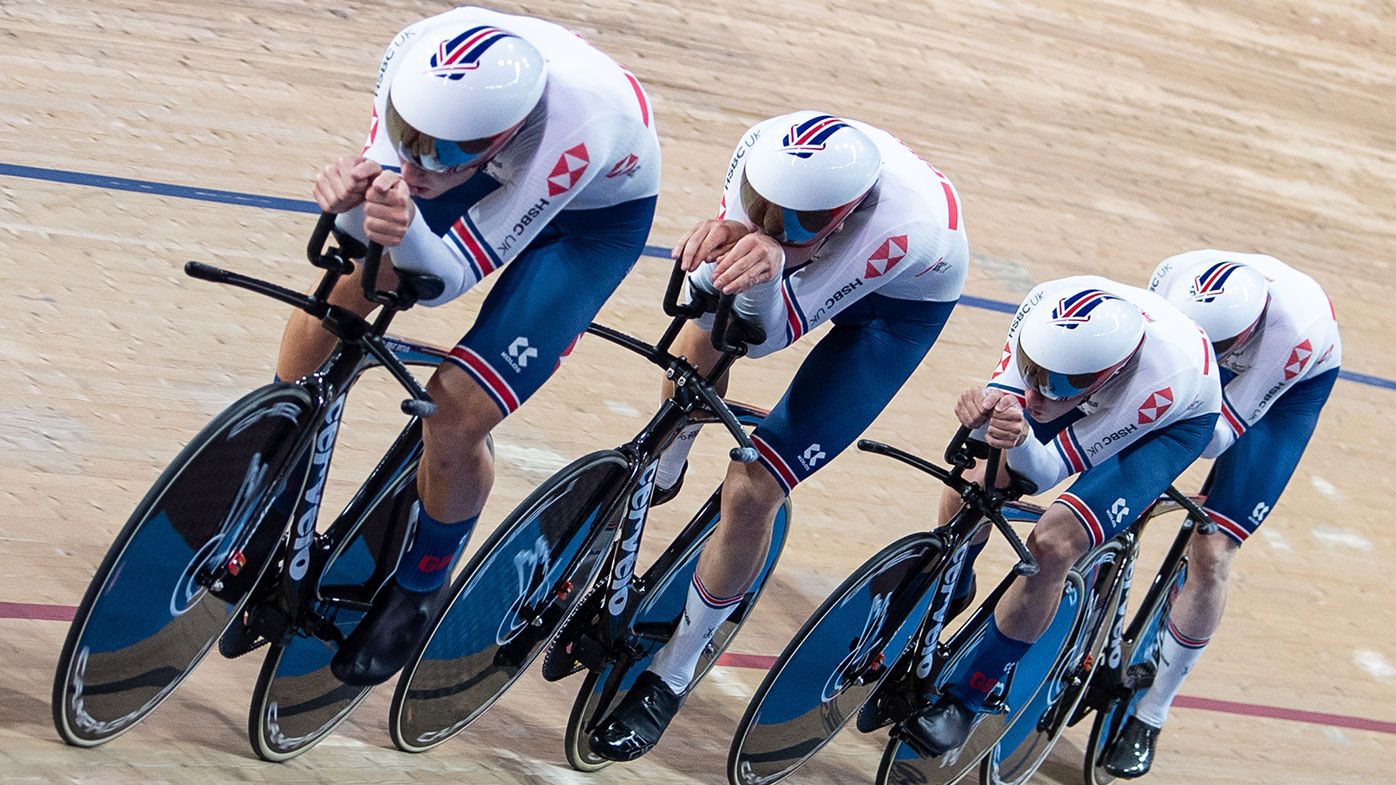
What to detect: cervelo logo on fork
<box><xmin>608</xmin><ymin>462</ymin><xmax>658</xmax><ymax>616</ymax></box>
<box><xmin>289</xmin><ymin>395</ymin><xmax>345</xmax><ymax>581</ymax></box>
<box><xmin>916</xmin><ymin>537</ymin><xmax>972</xmax><ymax>679</ymax></box>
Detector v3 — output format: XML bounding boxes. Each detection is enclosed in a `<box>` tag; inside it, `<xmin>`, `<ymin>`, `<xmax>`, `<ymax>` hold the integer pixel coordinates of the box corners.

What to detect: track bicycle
<box><xmin>1076</xmin><ymin>484</ymin><xmax>1214</xmax><ymax>785</ymax></box>
<box><xmin>52</xmin><ymin>213</ymin><xmax>454</xmax><ymax>762</ymax></box>
<box><xmin>727</xmin><ymin>428</ymin><xmax>1215</xmax><ymax>785</ymax></box>
<box><xmin>890</xmin><ymin>490</ymin><xmax>1212</xmax><ymax>785</ymax></box>
<box><xmin>386</xmin><ymin>263</ymin><xmax>791</xmax><ymax>769</ymax></box>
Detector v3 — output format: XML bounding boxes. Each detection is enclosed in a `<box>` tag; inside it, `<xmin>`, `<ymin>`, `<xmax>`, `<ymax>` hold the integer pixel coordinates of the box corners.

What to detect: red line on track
<box><xmin>1</xmin><ymin>601</ymin><xmax>76</xmax><ymax>622</ymax></box>
<box><xmin>10</xmin><ymin>601</ymin><xmax>1393</xmax><ymax>736</ymax></box>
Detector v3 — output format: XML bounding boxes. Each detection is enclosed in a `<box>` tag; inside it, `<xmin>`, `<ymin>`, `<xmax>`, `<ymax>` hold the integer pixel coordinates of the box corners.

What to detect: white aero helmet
<box><xmin>1017</xmin><ymin>287</ymin><xmax>1146</xmax><ymax>400</ymax></box>
<box><xmin>385</xmin><ymin>24</ymin><xmax>546</xmax><ymax>172</ymax></box>
<box><xmin>741</xmin><ymin>110</ymin><xmax>881</xmax><ymax>246</ymax></box>
<box><xmin>1162</xmin><ymin>260</ymin><xmax>1268</xmax><ymax>360</ymax></box>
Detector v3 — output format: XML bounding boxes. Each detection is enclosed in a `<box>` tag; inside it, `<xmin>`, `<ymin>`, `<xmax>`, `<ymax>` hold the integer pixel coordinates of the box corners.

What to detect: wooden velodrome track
<box><xmin>1</xmin><ymin>0</ymin><xmax>1393</xmax><ymax>782</ymax></box>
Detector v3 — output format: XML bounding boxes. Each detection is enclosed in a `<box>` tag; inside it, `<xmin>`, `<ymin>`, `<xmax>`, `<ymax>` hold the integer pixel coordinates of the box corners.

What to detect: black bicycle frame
<box><xmin>544</xmin><ymin>263</ymin><xmax>769</xmax><ymax>720</ymax></box>
<box><xmin>185</xmin><ymin>212</ymin><xmax>445</xmax><ymax>639</ymax></box>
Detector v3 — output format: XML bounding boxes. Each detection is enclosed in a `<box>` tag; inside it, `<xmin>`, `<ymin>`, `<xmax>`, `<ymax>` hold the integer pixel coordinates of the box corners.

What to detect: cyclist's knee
<box><xmin>1026</xmin><ymin>509</ymin><xmax>1091</xmax><ymax>577</ymax></box>
<box><xmin>720</xmin><ymin>461</ymin><xmax>785</xmax><ymax>531</ymax></box>
<box><xmin>422</xmin><ymin>367</ymin><xmax>502</xmax><ymax>448</ymax></box>
<box><xmin>1188</xmin><ymin>531</ymin><xmax>1240</xmax><ymax>589</ymax></box>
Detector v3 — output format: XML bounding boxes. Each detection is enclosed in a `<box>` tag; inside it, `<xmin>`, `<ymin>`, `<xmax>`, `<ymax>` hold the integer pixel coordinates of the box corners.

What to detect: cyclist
<box><xmin>909</xmin><ymin>275</ymin><xmax>1222</xmax><ymax>755</ymax></box>
<box><xmin>273</xmin><ymin>7</ymin><xmax>660</xmax><ymax>686</ymax></box>
<box><xmin>1099</xmin><ymin>250</ymin><xmax>1341</xmax><ymax>777</ymax></box>
<box><xmin>588</xmin><ymin>110</ymin><xmax>970</xmax><ymax>761</ymax></box>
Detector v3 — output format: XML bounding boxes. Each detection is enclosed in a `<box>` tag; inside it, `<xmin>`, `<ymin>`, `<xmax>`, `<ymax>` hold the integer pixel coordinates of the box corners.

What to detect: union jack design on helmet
<box><xmin>780</xmin><ymin>114</ymin><xmax>850</xmax><ymax>158</ymax></box>
<box><xmin>1190</xmin><ymin>262</ymin><xmax>1243</xmax><ymax>303</ymax></box>
<box><xmin>1051</xmin><ymin>290</ymin><xmax>1120</xmax><ymax>329</ymax></box>
<box><xmin>429</xmin><ymin>27</ymin><xmax>516</xmax><ymax>80</ymax></box>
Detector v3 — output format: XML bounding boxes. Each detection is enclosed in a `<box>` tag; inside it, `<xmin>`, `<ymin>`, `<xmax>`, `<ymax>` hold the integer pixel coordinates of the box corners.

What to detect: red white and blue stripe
<box><xmin>780</xmin><ymin>278</ymin><xmax>808</xmax><ymax>345</ymax></box>
<box><xmin>692</xmin><ymin>572</ymin><xmax>744</xmax><ymax>609</ymax></box>
<box><xmin>1219</xmin><ymin>390</ymin><xmax>1247</xmax><ymax>437</ymax></box>
<box><xmin>752</xmin><ymin>433</ymin><xmax>798</xmax><ymax>494</ymax></box>
<box><xmin>1165</xmin><ymin>618</ymin><xmax>1210</xmax><ymax>649</ymax></box>
<box><xmin>1190</xmin><ymin>261</ymin><xmax>1243</xmax><ymax>302</ymax></box>
<box><xmin>1056</xmin><ymin>491</ymin><xmax>1105</xmax><ymax>548</ymax></box>
<box><xmin>780</xmin><ymin>115</ymin><xmax>849</xmax><ymax>159</ymax></box>
<box><xmin>429</xmin><ymin>26</ymin><xmax>515</xmax><ymax>79</ymax></box>
<box><xmin>447</xmin><ymin>213</ymin><xmax>502</xmax><ymax>284</ymax></box>
<box><xmin>447</xmin><ymin>344</ymin><xmax>520</xmax><ymax>416</ymax></box>
<box><xmin>1053</xmin><ymin>426</ymin><xmax>1091</xmax><ymax>474</ymax></box>
<box><xmin>1204</xmin><ymin>507</ymin><xmax>1250</xmax><ymax>544</ymax></box>
<box><xmin>1051</xmin><ymin>289</ymin><xmax>1119</xmax><ymax>329</ymax></box>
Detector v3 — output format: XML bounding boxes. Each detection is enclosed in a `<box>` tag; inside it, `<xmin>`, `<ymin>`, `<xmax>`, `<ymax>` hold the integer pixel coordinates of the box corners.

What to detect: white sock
<box><xmin>1134</xmin><ymin>617</ymin><xmax>1210</xmax><ymax>728</ymax></box>
<box><xmin>647</xmin><ymin>573</ymin><xmax>743</xmax><ymax>693</ymax></box>
<box><xmin>656</xmin><ymin>423</ymin><xmax>702</xmax><ymax>490</ymax></box>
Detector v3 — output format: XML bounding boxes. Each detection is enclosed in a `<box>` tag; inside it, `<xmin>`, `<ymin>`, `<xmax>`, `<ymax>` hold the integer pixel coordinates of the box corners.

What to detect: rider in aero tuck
<box><xmin>1098</xmin><ymin>250</ymin><xmax>1341</xmax><ymax>778</ymax></box>
<box><xmin>588</xmin><ymin>110</ymin><xmax>969</xmax><ymax>762</ymax></box>
<box><xmin>908</xmin><ymin>276</ymin><xmax>1221</xmax><ymax>757</ymax></box>
<box><xmin>270</xmin><ymin>7</ymin><xmax>660</xmax><ymax>687</ymax></box>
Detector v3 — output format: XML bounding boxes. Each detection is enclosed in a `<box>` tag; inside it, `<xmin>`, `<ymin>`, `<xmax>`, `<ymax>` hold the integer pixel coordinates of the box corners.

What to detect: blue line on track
<box><xmin>2</xmin><ymin>162</ymin><xmax>1389</xmax><ymax>392</ymax></box>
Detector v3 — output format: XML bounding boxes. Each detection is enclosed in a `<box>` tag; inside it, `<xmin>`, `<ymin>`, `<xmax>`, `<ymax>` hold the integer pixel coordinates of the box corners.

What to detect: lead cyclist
<box><xmin>269</xmin><ymin>7</ymin><xmax>660</xmax><ymax>687</ymax></box>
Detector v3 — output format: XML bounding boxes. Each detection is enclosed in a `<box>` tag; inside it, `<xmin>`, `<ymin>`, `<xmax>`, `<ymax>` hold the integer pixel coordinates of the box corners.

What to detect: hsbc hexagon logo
<box><xmin>1284</xmin><ymin>339</ymin><xmax>1312</xmax><ymax>380</ymax></box>
<box><xmin>547</xmin><ymin>143</ymin><xmax>590</xmax><ymax>196</ymax></box>
<box><xmin>1137</xmin><ymin>387</ymin><xmax>1173</xmax><ymax>424</ymax></box>
<box><xmin>865</xmin><ymin>235</ymin><xmax>908</xmax><ymax>279</ymax></box>
<box><xmin>992</xmin><ymin>341</ymin><xmax>1012</xmax><ymax>379</ymax></box>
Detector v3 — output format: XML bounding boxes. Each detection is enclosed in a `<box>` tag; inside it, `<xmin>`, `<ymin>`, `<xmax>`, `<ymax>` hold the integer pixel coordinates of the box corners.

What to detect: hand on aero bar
<box><xmin>955</xmin><ymin>388</ymin><xmax>1029</xmax><ymax>449</ymax></box>
<box><xmin>363</xmin><ymin>171</ymin><xmax>417</xmax><ymax>247</ymax></box>
<box><xmin>313</xmin><ymin>156</ymin><xmax>382</xmax><ymax>214</ymax></box>
<box><xmin>672</xmin><ymin>218</ymin><xmax>752</xmax><ymax>271</ymax></box>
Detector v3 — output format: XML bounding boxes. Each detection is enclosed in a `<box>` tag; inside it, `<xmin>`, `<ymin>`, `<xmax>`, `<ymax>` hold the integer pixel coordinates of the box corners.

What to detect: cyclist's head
<box><xmin>1159</xmin><ymin>260</ymin><xmax>1268</xmax><ymax>361</ymax></box>
<box><xmin>741</xmin><ymin>111</ymin><xmax>881</xmax><ymax>247</ymax></box>
<box><xmin>386</xmin><ymin>24</ymin><xmax>546</xmax><ymax>174</ymax></box>
<box><xmin>1016</xmin><ymin>288</ymin><xmax>1145</xmax><ymax>401</ymax></box>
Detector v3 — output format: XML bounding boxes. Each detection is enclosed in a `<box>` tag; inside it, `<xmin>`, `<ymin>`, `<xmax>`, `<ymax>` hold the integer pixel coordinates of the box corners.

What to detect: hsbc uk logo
<box><xmin>865</xmin><ymin>235</ymin><xmax>908</xmax><ymax>279</ymax></box>
<box><xmin>991</xmin><ymin>341</ymin><xmax>1012</xmax><ymax>379</ymax></box>
<box><xmin>502</xmin><ymin>336</ymin><xmax>538</xmax><ymax>372</ymax></box>
<box><xmin>547</xmin><ymin>143</ymin><xmax>590</xmax><ymax>196</ymax></box>
<box><xmin>606</xmin><ymin>153</ymin><xmax>640</xmax><ymax>179</ymax></box>
<box><xmin>1137</xmin><ymin>387</ymin><xmax>1174</xmax><ymax>424</ymax></box>
<box><xmin>797</xmin><ymin>443</ymin><xmax>826</xmax><ymax>470</ymax></box>
<box><xmin>1284</xmin><ymin>339</ymin><xmax>1312</xmax><ymax>380</ymax></box>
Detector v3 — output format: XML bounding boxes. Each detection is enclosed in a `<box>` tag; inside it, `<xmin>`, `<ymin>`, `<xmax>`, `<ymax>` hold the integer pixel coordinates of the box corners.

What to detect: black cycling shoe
<box><xmin>905</xmin><ymin>694</ymin><xmax>978</xmax><ymax>756</ymax></box>
<box><xmin>1101</xmin><ymin>716</ymin><xmax>1161</xmax><ymax>778</ymax></box>
<box><xmin>587</xmin><ymin>671</ymin><xmax>684</xmax><ymax>762</ymax></box>
<box><xmin>650</xmin><ymin>462</ymin><xmax>687</xmax><ymax>507</ymax></box>
<box><xmin>330</xmin><ymin>579</ymin><xmax>450</xmax><ymax>687</ymax></box>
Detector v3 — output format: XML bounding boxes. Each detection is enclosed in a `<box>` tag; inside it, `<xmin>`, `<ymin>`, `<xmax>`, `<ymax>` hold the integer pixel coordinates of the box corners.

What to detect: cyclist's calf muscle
<box><xmin>1165</xmin><ymin>531</ymin><xmax>1239</xmax><ymax>641</ymax></box>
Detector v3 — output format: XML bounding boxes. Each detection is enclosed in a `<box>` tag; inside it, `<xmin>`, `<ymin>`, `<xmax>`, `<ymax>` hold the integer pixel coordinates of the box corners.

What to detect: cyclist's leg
<box><xmin>1133</xmin><ymin>368</ymin><xmax>1338</xmax><ymax>731</ymax></box>
<box><xmin>590</xmin><ymin>295</ymin><xmax>953</xmax><ymax>760</ymax></box>
<box><xmin>333</xmin><ymin>196</ymin><xmax>656</xmax><ymax>685</ymax></box>
<box><xmin>914</xmin><ymin>414</ymin><xmax>1216</xmax><ymax>753</ymax></box>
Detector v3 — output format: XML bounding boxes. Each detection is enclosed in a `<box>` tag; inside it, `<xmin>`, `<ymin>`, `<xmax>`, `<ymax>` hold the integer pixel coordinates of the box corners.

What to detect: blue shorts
<box><xmin>750</xmin><ymin>294</ymin><xmax>956</xmax><ymax>493</ymax></box>
<box><xmin>1052</xmin><ymin>413</ymin><xmax>1218</xmax><ymax>548</ymax></box>
<box><xmin>1201</xmin><ymin>367</ymin><xmax>1338</xmax><ymax>543</ymax></box>
<box><xmin>415</xmin><ymin>173</ymin><xmax>658</xmax><ymax>416</ymax></box>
